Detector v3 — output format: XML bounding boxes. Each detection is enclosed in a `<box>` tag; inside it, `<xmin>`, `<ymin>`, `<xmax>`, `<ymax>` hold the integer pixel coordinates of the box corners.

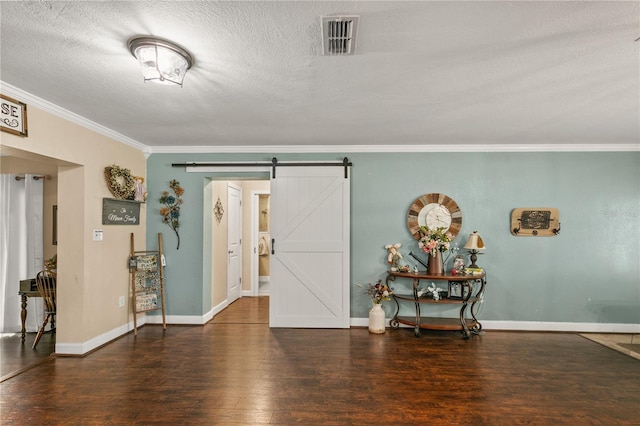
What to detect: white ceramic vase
<box><xmin>368</xmin><ymin>303</ymin><xmax>386</xmax><ymax>334</ymax></box>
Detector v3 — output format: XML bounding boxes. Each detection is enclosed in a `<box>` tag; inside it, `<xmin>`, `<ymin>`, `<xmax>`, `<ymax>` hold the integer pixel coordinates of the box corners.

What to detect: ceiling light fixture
<box><xmin>127</xmin><ymin>36</ymin><xmax>194</xmax><ymax>87</ymax></box>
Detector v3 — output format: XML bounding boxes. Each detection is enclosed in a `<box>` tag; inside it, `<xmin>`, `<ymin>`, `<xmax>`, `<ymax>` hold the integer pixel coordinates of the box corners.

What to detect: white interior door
<box><xmin>269</xmin><ymin>166</ymin><xmax>350</xmax><ymax>328</ymax></box>
<box><xmin>227</xmin><ymin>183</ymin><xmax>242</xmax><ymax>303</ymax></box>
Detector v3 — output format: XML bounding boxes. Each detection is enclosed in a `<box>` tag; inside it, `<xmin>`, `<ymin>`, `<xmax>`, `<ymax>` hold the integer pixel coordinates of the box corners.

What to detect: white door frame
<box><xmin>250</xmin><ymin>190</ymin><xmax>270</xmax><ymax>296</ymax></box>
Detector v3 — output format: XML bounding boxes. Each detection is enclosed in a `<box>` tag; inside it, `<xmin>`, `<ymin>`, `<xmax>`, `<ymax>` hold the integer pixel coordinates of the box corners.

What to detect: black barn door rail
<box><xmin>172</xmin><ymin>157</ymin><xmax>353</xmax><ymax>178</ymax></box>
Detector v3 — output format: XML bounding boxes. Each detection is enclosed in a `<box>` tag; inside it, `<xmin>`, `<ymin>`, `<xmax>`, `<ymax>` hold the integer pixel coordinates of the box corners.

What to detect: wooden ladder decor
<box><xmin>129</xmin><ymin>233</ymin><xmax>167</xmax><ymax>335</ymax></box>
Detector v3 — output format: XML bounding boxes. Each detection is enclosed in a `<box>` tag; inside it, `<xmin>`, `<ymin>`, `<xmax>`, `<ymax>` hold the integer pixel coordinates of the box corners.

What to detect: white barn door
<box><xmin>269</xmin><ymin>166</ymin><xmax>350</xmax><ymax>328</ymax></box>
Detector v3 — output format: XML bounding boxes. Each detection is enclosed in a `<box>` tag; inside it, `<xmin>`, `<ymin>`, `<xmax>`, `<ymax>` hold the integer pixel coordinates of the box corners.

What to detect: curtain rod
<box><xmin>15</xmin><ymin>175</ymin><xmax>51</xmax><ymax>181</ymax></box>
<box><xmin>172</xmin><ymin>157</ymin><xmax>353</xmax><ymax>178</ymax></box>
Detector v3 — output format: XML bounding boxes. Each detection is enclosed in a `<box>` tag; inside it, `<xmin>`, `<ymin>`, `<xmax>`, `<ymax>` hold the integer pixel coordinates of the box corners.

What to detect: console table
<box><xmin>386</xmin><ymin>270</ymin><xmax>486</xmax><ymax>339</ymax></box>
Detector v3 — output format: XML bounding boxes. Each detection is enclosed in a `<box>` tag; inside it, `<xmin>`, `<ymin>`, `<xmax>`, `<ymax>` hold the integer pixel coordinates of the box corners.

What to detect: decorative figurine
<box><xmin>385</xmin><ymin>243</ymin><xmax>403</xmax><ymax>271</ymax></box>
<box><xmin>133</xmin><ymin>176</ymin><xmax>147</xmax><ymax>202</ymax></box>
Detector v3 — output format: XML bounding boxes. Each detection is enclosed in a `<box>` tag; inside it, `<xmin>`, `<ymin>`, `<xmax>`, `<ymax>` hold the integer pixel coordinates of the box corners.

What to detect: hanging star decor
<box><xmin>214</xmin><ymin>197</ymin><xmax>224</xmax><ymax>224</ymax></box>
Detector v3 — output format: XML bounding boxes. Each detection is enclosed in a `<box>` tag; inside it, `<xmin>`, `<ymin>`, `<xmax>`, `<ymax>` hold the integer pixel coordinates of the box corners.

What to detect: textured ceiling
<box><xmin>1</xmin><ymin>1</ymin><xmax>638</xmax><ymax>152</ymax></box>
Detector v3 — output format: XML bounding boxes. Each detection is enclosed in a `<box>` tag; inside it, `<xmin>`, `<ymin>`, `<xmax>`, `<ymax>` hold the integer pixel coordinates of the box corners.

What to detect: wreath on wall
<box><xmin>104</xmin><ymin>165</ymin><xmax>135</xmax><ymax>200</ymax></box>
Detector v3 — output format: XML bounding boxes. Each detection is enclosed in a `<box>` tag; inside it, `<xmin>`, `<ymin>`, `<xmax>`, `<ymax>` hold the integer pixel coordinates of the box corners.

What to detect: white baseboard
<box><xmin>349</xmin><ymin>318</ymin><xmax>640</xmax><ymax>333</ymax></box>
<box><xmin>146</xmin><ymin>300</ymin><xmax>230</xmax><ymax>325</ymax></box>
<box><xmin>481</xmin><ymin>320</ymin><xmax>640</xmax><ymax>333</ymax></box>
<box><xmin>55</xmin><ymin>316</ymin><xmax>640</xmax><ymax>356</ymax></box>
<box><xmin>55</xmin><ymin>301</ymin><xmax>231</xmax><ymax>356</ymax></box>
<box><xmin>56</xmin><ymin>321</ymin><xmax>134</xmax><ymax>355</ymax></box>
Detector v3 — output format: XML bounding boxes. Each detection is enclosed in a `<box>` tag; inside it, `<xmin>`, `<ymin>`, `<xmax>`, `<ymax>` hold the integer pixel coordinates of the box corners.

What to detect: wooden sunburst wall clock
<box><xmin>407</xmin><ymin>193</ymin><xmax>462</xmax><ymax>240</ymax></box>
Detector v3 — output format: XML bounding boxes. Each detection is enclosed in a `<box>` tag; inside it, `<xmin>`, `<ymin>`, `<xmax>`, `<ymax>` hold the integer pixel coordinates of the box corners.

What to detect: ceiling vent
<box><xmin>321</xmin><ymin>16</ymin><xmax>359</xmax><ymax>56</ymax></box>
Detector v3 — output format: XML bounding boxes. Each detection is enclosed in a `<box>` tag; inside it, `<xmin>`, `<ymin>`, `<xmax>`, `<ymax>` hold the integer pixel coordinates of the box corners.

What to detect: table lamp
<box><xmin>463</xmin><ymin>231</ymin><xmax>485</xmax><ymax>269</ymax></box>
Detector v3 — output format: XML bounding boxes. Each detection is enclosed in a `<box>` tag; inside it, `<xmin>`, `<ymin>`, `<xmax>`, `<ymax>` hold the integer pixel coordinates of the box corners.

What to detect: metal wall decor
<box><xmin>159</xmin><ymin>180</ymin><xmax>184</xmax><ymax>249</ymax></box>
<box><xmin>214</xmin><ymin>197</ymin><xmax>224</xmax><ymax>224</ymax></box>
<box><xmin>511</xmin><ymin>208</ymin><xmax>560</xmax><ymax>236</ymax></box>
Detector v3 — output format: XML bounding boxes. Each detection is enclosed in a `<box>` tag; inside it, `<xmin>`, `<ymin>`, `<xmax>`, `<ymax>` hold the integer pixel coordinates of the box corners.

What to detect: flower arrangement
<box><xmin>159</xmin><ymin>180</ymin><xmax>184</xmax><ymax>249</ymax></box>
<box><xmin>361</xmin><ymin>279</ymin><xmax>393</xmax><ymax>305</ymax></box>
<box><xmin>418</xmin><ymin>226</ymin><xmax>453</xmax><ymax>256</ymax></box>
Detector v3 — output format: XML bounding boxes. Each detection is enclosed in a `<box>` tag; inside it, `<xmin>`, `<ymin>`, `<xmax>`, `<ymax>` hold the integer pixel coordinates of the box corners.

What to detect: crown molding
<box><xmin>0</xmin><ymin>81</ymin><xmax>150</xmax><ymax>157</ymax></box>
<box><xmin>149</xmin><ymin>143</ymin><xmax>640</xmax><ymax>154</ymax></box>
<box><xmin>2</xmin><ymin>81</ymin><xmax>637</xmax><ymax>156</ymax></box>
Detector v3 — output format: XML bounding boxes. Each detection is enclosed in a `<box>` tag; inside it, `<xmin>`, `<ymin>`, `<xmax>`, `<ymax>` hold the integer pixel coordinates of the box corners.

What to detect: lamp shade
<box><xmin>128</xmin><ymin>36</ymin><xmax>193</xmax><ymax>86</ymax></box>
<box><xmin>463</xmin><ymin>231</ymin><xmax>485</xmax><ymax>251</ymax></box>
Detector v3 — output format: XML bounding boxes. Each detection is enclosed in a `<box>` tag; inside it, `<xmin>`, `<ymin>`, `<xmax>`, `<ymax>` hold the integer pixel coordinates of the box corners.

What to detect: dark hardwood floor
<box><xmin>1</xmin><ymin>330</ymin><xmax>55</xmax><ymax>381</ymax></box>
<box><xmin>1</xmin><ymin>297</ymin><xmax>639</xmax><ymax>425</ymax></box>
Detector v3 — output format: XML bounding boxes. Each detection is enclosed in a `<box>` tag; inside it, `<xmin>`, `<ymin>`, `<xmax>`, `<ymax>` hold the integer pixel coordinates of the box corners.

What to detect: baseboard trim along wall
<box><xmin>56</xmin><ymin>321</ymin><xmax>133</xmax><ymax>356</ymax></box>
<box><xmin>56</xmin><ymin>300</ymin><xmax>230</xmax><ymax>356</ymax></box>
<box><xmin>55</xmin><ymin>315</ymin><xmax>640</xmax><ymax>356</ymax></box>
<box><xmin>349</xmin><ymin>318</ymin><xmax>640</xmax><ymax>334</ymax></box>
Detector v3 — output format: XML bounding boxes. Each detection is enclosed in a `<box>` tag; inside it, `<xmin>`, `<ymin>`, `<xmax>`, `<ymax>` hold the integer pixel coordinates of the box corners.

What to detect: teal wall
<box><xmin>147</xmin><ymin>152</ymin><xmax>640</xmax><ymax>324</ymax></box>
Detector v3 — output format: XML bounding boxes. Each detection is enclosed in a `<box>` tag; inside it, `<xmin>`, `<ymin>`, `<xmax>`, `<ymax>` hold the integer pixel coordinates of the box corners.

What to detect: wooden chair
<box><xmin>32</xmin><ymin>269</ymin><xmax>56</xmax><ymax>349</ymax></box>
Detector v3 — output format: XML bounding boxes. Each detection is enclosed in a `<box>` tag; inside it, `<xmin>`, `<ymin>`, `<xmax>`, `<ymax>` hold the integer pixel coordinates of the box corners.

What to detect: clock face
<box><xmin>425</xmin><ymin>204</ymin><xmax>452</xmax><ymax>230</ymax></box>
<box><xmin>407</xmin><ymin>193</ymin><xmax>462</xmax><ymax>240</ymax></box>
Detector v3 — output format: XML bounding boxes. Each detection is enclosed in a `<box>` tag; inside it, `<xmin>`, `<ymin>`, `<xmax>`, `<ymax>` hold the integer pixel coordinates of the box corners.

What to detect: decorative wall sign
<box><xmin>102</xmin><ymin>198</ymin><xmax>141</xmax><ymax>225</ymax></box>
<box><xmin>214</xmin><ymin>197</ymin><xmax>224</xmax><ymax>224</ymax></box>
<box><xmin>511</xmin><ymin>208</ymin><xmax>560</xmax><ymax>236</ymax></box>
<box><xmin>135</xmin><ymin>254</ymin><xmax>158</xmax><ymax>271</ymax></box>
<box><xmin>1</xmin><ymin>94</ymin><xmax>28</xmax><ymax>136</ymax></box>
<box><xmin>135</xmin><ymin>292</ymin><xmax>158</xmax><ymax>312</ymax></box>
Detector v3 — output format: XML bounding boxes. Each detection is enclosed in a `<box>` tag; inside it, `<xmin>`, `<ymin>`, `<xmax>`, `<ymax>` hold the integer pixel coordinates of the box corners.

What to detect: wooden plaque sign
<box><xmin>1</xmin><ymin>94</ymin><xmax>28</xmax><ymax>137</ymax></box>
<box><xmin>511</xmin><ymin>208</ymin><xmax>560</xmax><ymax>236</ymax></box>
<box><xmin>102</xmin><ymin>198</ymin><xmax>140</xmax><ymax>225</ymax></box>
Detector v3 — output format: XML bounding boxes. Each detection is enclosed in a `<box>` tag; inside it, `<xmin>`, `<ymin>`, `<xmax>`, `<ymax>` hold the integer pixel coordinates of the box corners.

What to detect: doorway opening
<box><xmin>203</xmin><ymin>178</ymin><xmax>270</xmax><ymax>318</ymax></box>
<box><xmin>195</xmin><ymin>161</ymin><xmax>351</xmax><ymax>328</ymax></box>
<box><xmin>253</xmin><ymin>191</ymin><xmax>271</xmax><ymax>297</ymax></box>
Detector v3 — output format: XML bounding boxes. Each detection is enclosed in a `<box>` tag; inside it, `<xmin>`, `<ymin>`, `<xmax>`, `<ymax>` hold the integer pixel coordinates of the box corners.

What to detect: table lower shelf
<box><xmin>392</xmin><ymin>316</ymin><xmax>478</xmax><ymax>331</ymax></box>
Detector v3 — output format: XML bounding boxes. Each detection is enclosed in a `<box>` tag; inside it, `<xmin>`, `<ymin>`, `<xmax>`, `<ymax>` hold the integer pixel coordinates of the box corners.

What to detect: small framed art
<box><xmin>448</xmin><ymin>281</ymin><xmax>470</xmax><ymax>300</ymax></box>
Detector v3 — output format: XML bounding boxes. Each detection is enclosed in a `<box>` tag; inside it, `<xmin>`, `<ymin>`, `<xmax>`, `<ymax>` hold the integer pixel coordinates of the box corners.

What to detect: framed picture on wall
<box><xmin>52</xmin><ymin>205</ymin><xmax>58</xmax><ymax>245</ymax></box>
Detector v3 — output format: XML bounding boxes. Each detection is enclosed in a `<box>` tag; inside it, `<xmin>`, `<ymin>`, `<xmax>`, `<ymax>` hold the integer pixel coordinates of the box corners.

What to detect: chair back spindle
<box><xmin>33</xmin><ymin>269</ymin><xmax>56</xmax><ymax>349</ymax></box>
<box><xmin>36</xmin><ymin>270</ymin><xmax>56</xmax><ymax>313</ymax></box>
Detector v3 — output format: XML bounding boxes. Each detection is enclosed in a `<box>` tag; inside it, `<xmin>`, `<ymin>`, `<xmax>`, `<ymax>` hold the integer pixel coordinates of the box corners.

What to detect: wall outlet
<box><xmin>119</xmin><ymin>296</ymin><xmax>125</xmax><ymax>307</ymax></box>
<box><xmin>93</xmin><ymin>229</ymin><xmax>103</xmax><ymax>241</ymax></box>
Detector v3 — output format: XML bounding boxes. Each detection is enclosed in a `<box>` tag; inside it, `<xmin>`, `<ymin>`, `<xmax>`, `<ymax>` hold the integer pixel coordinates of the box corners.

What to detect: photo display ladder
<box><xmin>129</xmin><ymin>233</ymin><xmax>167</xmax><ymax>335</ymax></box>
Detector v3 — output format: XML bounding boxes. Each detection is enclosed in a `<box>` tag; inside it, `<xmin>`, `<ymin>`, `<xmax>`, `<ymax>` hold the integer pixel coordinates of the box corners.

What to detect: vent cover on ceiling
<box><xmin>321</xmin><ymin>16</ymin><xmax>359</xmax><ymax>56</ymax></box>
